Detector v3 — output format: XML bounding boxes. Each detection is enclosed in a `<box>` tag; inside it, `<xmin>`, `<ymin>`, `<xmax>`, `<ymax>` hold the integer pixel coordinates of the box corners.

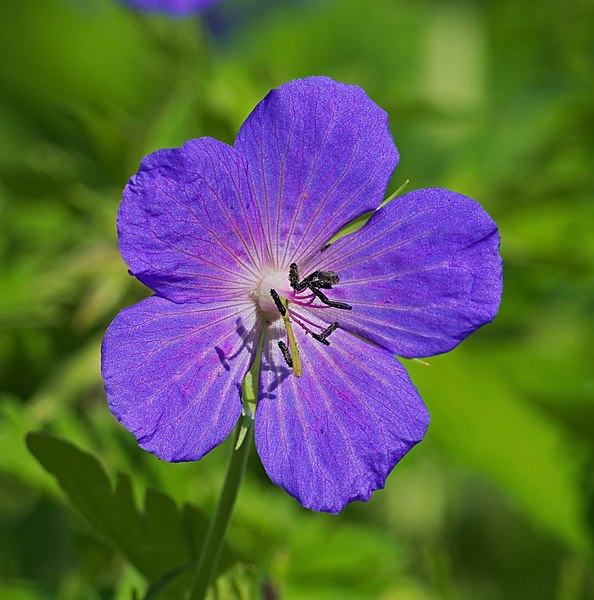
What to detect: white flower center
<box><xmin>253</xmin><ymin>270</ymin><xmax>292</xmax><ymax>315</ymax></box>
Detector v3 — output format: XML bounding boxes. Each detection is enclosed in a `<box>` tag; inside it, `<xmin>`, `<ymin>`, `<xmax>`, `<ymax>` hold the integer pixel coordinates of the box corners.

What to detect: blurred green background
<box><xmin>1</xmin><ymin>0</ymin><xmax>593</xmax><ymax>598</ymax></box>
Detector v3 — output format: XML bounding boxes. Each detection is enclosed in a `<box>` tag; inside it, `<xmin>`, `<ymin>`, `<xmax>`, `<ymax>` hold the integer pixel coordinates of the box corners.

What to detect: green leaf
<box><xmin>26</xmin><ymin>433</ymin><xmax>236</xmax><ymax>596</ymax></box>
<box><xmin>145</xmin><ymin>488</ymin><xmax>189</xmax><ymax>569</ymax></box>
<box><xmin>408</xmin><ymin>350</ymin><xmax>591</xmax><ymax>553</ymax></box>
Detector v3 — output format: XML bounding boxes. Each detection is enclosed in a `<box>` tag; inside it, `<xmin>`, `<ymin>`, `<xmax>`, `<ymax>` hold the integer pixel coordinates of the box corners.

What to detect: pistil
<box><xmin>270</xmin><ymin>290</ymin><xmax>302</xmax><ymax>377</ymax></box>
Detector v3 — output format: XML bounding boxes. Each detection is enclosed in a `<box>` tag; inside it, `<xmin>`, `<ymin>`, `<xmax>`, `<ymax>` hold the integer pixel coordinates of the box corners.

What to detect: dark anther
<box><xmin>313</xmin><ymin>271</ymin><xmax>340</xmax><ymax>286</ymax></box>
<box><xmin>289</xmin><ymin>262</ymin><xmax>310</xmax><ymax>291</ymax></box>
<box><xmin>289</xmin><ymin>263</ymin><xmax>350</xmax><ymax>309</ymax></box>
<box><xmin>289</xmin><ymin>263</ymin><xmax>340</xmax><ymax>292</ymax></box>
<box><xmin>312</xmin><ymin>322</ymin><xmax>340</xmax><ymax>346</ymax></box>
<box><xmin>278</xmin><ymin>340</ymin><xmax>293</xmax><ymax>367</ymax></box>
<box><xmin>269</xmin><ymin>289</ymin><xmax>286</xmax><ymax>316</ymax></box>
<box><xmin>306</xmin><ymin>273</ymin><xmax>336</xmax><ymax>289</ymax></box>
<box><xmin>322</xmin><ymin>321</ymin><xmax>340</xmax><ymax>338</ymax></box>
<box><xmin>289</xmin><ymin>263</ymin><xmax>300</xmax><ymax>289</ymax></box>
<box><xmin>309</xmin><ymin>286</ymin><xmax>352</xmax><ymax>310</ymax></box>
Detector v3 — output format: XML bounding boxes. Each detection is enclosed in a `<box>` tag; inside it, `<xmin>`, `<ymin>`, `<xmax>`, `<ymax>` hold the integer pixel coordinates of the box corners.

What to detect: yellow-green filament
<box><xmin>279</xmin><ymin>296</ymin><xmax>302</xmax><ymax>377</ymax></box>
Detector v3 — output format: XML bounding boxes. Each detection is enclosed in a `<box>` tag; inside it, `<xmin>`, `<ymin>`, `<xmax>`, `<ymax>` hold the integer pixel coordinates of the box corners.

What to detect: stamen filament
<box><xmin>288</xmin><ymin>311</ymin><xmax>316</xmax><ymax>334</ymax></box>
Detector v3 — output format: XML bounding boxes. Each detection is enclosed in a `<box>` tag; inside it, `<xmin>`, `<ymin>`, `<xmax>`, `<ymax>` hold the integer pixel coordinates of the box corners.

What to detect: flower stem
<box><xmin>187</xmin><ymin>422</ymin><xmax>253</xmax><ymax>600</ymax></box>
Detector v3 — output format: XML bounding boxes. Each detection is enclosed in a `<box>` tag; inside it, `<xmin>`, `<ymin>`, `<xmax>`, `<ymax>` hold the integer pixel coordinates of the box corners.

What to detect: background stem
<box><xmin>188</xmin><ymin>422</ymin><xmax>253</xmax><ymax>600</ymax></box>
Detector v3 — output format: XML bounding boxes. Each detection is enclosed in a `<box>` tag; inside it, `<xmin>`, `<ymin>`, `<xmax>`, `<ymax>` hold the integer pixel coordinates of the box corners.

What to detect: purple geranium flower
<box><xmin>120</xmin><ymin>0</ymin><xmax>220</xmax><ymax>16</ymax></box>
<box><xmin>102</xmin><ymin>76</ymin><xmax>502</xmax><ymax>513</ymax></box>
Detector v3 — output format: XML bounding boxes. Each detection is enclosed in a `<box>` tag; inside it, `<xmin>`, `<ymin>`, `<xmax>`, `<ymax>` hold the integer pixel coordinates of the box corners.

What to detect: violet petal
<box><xmin>235</xmin><ymin>76</ymin><xmax>399</xmax><ymax>268</ymax></box>
<box><xmin>118</xmin><ymin>138</ymin><xmax>266</xmax><ymax>303</ymax></box>
<box><xmin>120</xmin><ymin>0</ymin><xmax>220</xmax><ymax>16</ymax></box>
<box><xmin>255</xmin><ymin>319</ymin><xmax>429</xmax><ymax>513</ymax></box>
<box><xmin>101</xmin><ymin>296</ymin><xmax>259</xmax><ymax>462</ymax></box>
<box><xmin>312</xmin><ymin>188</ymin><xmax>503</xmax><ymax>358</ymax></box>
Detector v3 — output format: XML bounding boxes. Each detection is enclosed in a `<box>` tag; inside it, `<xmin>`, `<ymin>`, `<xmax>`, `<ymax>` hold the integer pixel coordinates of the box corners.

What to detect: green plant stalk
<box><xmin>188</xmin><ymin>422</ymin><xmax>253</xmax><ymax>600</ymax></box>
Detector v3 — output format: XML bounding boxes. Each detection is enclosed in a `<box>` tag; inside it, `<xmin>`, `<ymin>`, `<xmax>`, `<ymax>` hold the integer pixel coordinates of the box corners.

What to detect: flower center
<box><xmin>254</xmin><ymin>270</ymin><xmax>292</xmax><ymax>315</ymax></box>
<box><xmin>258</xmin><ymin>263</ymin><xmax>354</xmax><ymax>377</ymax></box>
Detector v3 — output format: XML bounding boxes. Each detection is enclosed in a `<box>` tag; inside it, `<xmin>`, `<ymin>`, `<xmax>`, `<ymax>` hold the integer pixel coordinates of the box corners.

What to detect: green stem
<box><xmin>188</xmin><ymin>422</ymin><xmax>253</xmax><ymax>600</ymax></box>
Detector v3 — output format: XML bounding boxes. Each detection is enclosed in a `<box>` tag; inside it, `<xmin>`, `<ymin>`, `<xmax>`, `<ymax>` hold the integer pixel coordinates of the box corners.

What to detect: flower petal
<box><xmin>101</xmin><ymin>296</ymin><xmax>259</xmax><ymax>462</ymax></box>
<box><xmin>314</xmin><ymin>188</ymin><xmax>502</xmax><ymax>358</ymax></box>
<box><xmin>255</xmin><ymin>320</ymin><xmax>429</xmax><ymax>513</ymax></box>
<box><xmin>121</xmin><ymin>0</ymin><xmax>220</xmax><ymax>16</ymax></box>
<box><xmin>234</xmin><ymin>76</ymin><xmax>399</xmax><ymax>268</ymax></box>
<box><xmin>118</xmin><ymin>138</ymin><xmax>266</xmax><ymax>303</ymax></box>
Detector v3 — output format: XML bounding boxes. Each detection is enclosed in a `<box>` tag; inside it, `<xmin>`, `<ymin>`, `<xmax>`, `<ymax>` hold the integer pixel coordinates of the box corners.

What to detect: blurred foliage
<box><xmin>1</xmin><ymin>0</ymin><xmax>593</xmax><ymax>598</ymax></box>
<box><xmin>26</xmin><ymin>432</ymin><xmax>237</xmax><ymax>599</ymax></box>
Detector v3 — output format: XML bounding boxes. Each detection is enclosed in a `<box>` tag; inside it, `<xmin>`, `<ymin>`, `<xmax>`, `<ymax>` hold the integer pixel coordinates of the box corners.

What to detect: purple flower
<box><xmin>102</xmin><ymin>77</ymin><xmax>502</xmax><ymax>513</ymax></box>
<box><xmin>120</xmin><ymin>0</ymin><xmax>220</xmax><ymax>16</ymax></box>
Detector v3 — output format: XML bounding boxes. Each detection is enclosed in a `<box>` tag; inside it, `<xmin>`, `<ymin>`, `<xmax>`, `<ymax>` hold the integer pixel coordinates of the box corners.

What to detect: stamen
<box><xmin>311</xmin><ymin>334</ymin><xmax>330</xmax><ymax>346</ymax></box>
<box><xmin>289</xmin><ymin>263</ymin><xmax>310</xmax><ymax>292</ymax></box>
<box><xmin>269</xmin><ymin>289</ymin><xmax>286</xmax><ymax>316</ymax></box>
<box><xmin>289</xmin><ymin>310</ymin><xmax>316</xmax><ymax>334</ymax></box>
<box><xmin>289</xmin><ymin>263</ymin><xmax>339</xmax><ymax>292</ymax></box>
<box><xmin>309</xmin><ymin>286</ymin><xmax>352</xmax><ymax>310</ymax></box>
<box><xmin>289</xmin><ymin>263</ymin><xmax>300</xmax><ymax>290</ymax></box>
<box><xmin>283</xmin><ymin>264</ymin><xmax>350</xmax><ymax>361</ymax></box>
<box><xmin>278</xmin><ymin>340</ymin><xmax>293</xmax><ymax>367</ymax></box>
<box><xmin>311</xmin><ymin>271</ymin><xmax>340</xmax><ymax>286</ymax></box>
<box><xmin>311</xmin><ymin>322</ymin><xmax>340</xmax><ymax>346</ymax></box>
<box><xmin>306</xmin><ymin>275</ymin><xmax>333</xmax><ymax>290</ymax></box>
